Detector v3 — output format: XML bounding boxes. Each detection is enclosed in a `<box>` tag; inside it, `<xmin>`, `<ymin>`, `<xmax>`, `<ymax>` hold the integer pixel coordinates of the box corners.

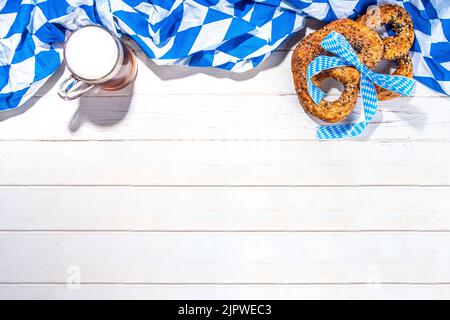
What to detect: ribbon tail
<box><xmin>365</xmin><ymin>69</ymin><xmax>415</xmax><ymax>97</ymax></box>
<box><xmin>312</xmin><ymin>31</ymin><xmax>411</xmax><ymax>140</ymax></box>
<box><xmin>317</xmin><ymin>122</ymin><xmax>365</xmax><ymax>140</ymax></box>
<box><xmin>360</xmin><ymin>73</ymin><xmax>379</xmax><ymax>123</ymax></box>
<box><xmin>321</xmin><ymin>32</ymin><xmax>415</xmax><ymax>97</ymax></box>
<box><xmin>317</xmin><ymin>74</ymin><xmax>378</xmax><ymax>140</ymax></box>
<box><xmin>307</xmin><ymin>56</ymin><xmax>350</xmax><ymax>105</ymax></box>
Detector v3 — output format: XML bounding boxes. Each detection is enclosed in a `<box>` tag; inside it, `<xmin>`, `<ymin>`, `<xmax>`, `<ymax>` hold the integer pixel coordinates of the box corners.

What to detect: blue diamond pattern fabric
<box><xmin>0</xmin><ymin>0</ymin><xmax>449</xmax><ymax>110</ymax></box>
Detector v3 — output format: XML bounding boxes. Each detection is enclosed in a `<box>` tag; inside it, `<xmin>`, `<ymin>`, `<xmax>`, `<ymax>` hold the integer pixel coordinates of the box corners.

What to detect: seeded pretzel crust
<box><xmin>376</xmin><ymin>54</ymin><xmax>413</xmax><ymax>101</ymax></box>
<box><xmin>292</xmin><ymin>19</ymin><xmax>383</xmax><ymax>123</ymax></box>
<box><xmin>357</xmin><ymin>5</ymin><xmax>415</xmax><ymax>100</ymax></box>
<box><xmin>357</xmin><ymin>4</ymin><xmax>414</xmax><ymax>60</ymax></box>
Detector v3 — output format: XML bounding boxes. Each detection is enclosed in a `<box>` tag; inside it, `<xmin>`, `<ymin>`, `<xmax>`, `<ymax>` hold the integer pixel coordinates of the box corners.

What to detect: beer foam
<box><xmin>65</xmin><ymin>26</ymin><xmax>119</xmax><ymax>80</ymax></box>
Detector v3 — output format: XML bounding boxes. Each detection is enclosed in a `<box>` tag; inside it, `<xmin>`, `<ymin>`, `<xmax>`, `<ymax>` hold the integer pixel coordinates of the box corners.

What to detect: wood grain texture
<box><xmin>2</xmin><ymin>284</ymin><xmax>450</xmax><ymax>300</ymax></box>
<box><xmin>1</xmin><ymin>95</ymin><xmax>449</xmax><ymax>142</ymax></box>
<box><xmin>1</xmin><ymin>187</ymin><xmax>449</xmax><ymax>231</ymax></box>
<box><xmin>33</xmin><ymin>52</ymin><xmax>445</xmax><ymax>98</ymax></box>
<box><xmin>0</xmin><ymin>141</ymin><xmax>449</xmax><ymax>186</ymax></box>
<box><xmin>1</xmin><ymin>232</ymin><xmax>449</xmax><ymax>284</ymax></box>
<box><xmin>0</xmin><ymin>19</ymin><xmax>449</xmax><ymax>299</ymax></box>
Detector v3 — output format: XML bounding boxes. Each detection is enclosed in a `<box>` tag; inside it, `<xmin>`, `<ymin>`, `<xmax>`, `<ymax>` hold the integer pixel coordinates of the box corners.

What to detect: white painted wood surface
<box><xmin>1</xmin><ymin>22</ymin><xmax>450</xmax><ymax>299</ymax></box>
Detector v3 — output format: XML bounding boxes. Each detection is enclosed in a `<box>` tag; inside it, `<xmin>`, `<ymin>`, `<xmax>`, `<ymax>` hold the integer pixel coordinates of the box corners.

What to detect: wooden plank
<box><xmin>34</xmin><ymin>52</ymin><xmax>443</xmax><ymax>98</ymax></box>
<box><xmin>1</xmin><ymin>232</ymin><xmax>450</xmax><ymax>283</ymax></box>
<box><xmin>1</xmin><ymin>95</ymin><xmax>449</xmax><ymax>141</ymax></box>
<box><xmin>0</xmin><ymin>141</ymin><xmax>449</xmax><ymax>186</ymax></box>
<box><xmin>1</xmin><ymin>187</ymin><xmax>450</xmax><ymax>231</ymax></box>
<box><xmin>16</xmin><ymin>18</ymin><xmax>442</xmax><ymax>99</ymax></box>
<box><xmin>1</xmin><ymin>284</ymin><xmax>450</xmax><ymax>299</ymax></box>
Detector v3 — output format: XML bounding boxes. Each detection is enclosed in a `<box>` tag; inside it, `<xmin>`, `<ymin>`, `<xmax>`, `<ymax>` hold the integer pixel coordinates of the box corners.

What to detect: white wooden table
<box><xmin>1</xmin><ymin>23</ymin><xmax>450</xmax><ymax>299</ymax></box>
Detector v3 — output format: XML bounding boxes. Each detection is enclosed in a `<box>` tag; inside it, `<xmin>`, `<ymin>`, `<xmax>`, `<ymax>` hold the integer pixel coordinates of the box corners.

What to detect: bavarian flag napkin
<box><xmin>0</xmin><ymin>0</ymin><xmax>449</xmax><ymax>110</ymax></box>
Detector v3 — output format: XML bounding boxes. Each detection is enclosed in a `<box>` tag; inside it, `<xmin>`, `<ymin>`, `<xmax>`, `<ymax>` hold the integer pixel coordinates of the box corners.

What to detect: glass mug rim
<box><xmin>58</xmin><ymin>24</ymin><xmax>136</xmax><ymax>100</ymax></box>
<box><xmin>63</xmin><ymin>24</ymin><xmax>123</xmax><ymax>84</ymax></box>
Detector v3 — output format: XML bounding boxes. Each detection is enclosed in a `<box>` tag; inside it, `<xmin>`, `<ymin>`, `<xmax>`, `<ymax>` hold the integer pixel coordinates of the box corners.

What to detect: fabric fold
<box><xmin>0</xmin><ymin>0</ymin><xmax>448</xmax><ymax>110</ymax></box>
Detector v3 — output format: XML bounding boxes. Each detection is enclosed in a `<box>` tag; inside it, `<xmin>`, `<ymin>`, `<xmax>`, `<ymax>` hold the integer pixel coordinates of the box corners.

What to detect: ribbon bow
<box><xmin>307</xmin><ymin>31</ymin><xmax>415</xmax><ymax>140</ymax></box>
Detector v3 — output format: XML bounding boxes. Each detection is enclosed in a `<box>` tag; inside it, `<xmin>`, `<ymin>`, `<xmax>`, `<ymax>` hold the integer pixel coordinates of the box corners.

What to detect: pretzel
<box><xmin>292</xmin><ymin>19</ymin><xmax>383</xmax><ymax>123</ymax></box>
<box><xmin>357</xmin><ymin>5</ymin><xmax>414</xmax><ymax>100</ymax></box>
<box><xmin>357</xmin><ymin>4</ymin><xmax>414</xmax><ymax>60</ymax></box>
<box><xmin>376</xmin><ymin>54</ymin><xmax>413</xmax><ymax>100</ymax></box>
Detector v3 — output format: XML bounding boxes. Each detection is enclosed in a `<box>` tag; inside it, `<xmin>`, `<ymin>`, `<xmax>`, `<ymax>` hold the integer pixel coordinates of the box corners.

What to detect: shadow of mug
<box><xmin>69</xmin><ymin>84</ymin><xmax>135</xmax><ymax>132</ymax></box>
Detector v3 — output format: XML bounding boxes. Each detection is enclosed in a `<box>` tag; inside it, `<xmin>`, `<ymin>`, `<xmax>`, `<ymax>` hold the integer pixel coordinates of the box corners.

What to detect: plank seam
<box><xmin>1</xmin><ymin>139</ymin><xmax>449</xmax><ymax>142</ymax></box>
<box><xmin>1</xmin><ymin>230</ymin><xmax>450</xmax><ymax>234</ymax></box>
<box><xmin>0</xmin><ymin>185</ymin><xmax>448</xmax><ymax>189</ymax></box>
<box><xmin>2</xmin><ymin>282</ymin><xmax>450</xmax><ymax>286</ymax></box>
<box><xmin>30</xmin><ymin>93</ymin><xmax>447</xmax><ymax>98</ymax></box>
<box><xmin>1</xmin><ymin>185</ymin><xmax>449</xmax><ymax>189</ymax></box>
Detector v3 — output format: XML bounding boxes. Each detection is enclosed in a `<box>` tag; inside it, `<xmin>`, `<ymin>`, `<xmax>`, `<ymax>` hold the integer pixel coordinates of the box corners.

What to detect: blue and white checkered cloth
<box><xmin>0</xmin><ymin>0</ymin><xmax>449</xmax><ymax>110</ymax></box>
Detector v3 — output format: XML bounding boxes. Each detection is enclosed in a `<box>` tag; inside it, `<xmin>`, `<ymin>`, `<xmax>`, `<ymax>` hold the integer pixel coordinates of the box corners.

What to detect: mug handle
<box><xmin>58</xmin><ymin>75</ymin><xmax>95</xmax><ymax>100</ymax></box>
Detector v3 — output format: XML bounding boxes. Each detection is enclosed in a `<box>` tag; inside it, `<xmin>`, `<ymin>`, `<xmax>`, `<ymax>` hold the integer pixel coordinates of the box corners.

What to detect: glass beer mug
<box><xmin>58</xmin><ymin>25</ymin><xmax>138</xmax><ymax>100</ymax></box>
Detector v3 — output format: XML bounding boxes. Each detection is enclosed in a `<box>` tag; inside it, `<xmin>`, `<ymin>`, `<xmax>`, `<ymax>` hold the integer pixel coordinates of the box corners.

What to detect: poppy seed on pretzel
<box><xmin>292</xmin><ymin>19</ymin><xmax>383</xmax><ymax>123</ymax></box>
<box><xmin>357</xmin><ymin>5</ymin><xmax>415</xmax><ymax>100</ymax></box>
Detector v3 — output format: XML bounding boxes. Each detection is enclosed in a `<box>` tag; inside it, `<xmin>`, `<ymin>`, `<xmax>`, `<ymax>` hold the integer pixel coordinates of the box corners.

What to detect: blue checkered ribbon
<box><xmin>0</xmin><ymin>1</ymin><xmax>448</xmax><ymax>111</ymax></box>
<box><xmin>307</xmin><ymin>32</ymin><xmax>415</xmax><ymax>140</ymax></box>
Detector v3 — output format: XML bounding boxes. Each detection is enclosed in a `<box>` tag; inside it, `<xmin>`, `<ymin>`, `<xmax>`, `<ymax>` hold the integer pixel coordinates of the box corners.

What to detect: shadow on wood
<box><xmin>0</xmin><ymin>65</ymin><xmax>65</xmax><ymax>122</ymax></box>
<box><xmin>68</xmin><ymin>83</ymin><xmax>135</xmax><ymax>132</ymax></box>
